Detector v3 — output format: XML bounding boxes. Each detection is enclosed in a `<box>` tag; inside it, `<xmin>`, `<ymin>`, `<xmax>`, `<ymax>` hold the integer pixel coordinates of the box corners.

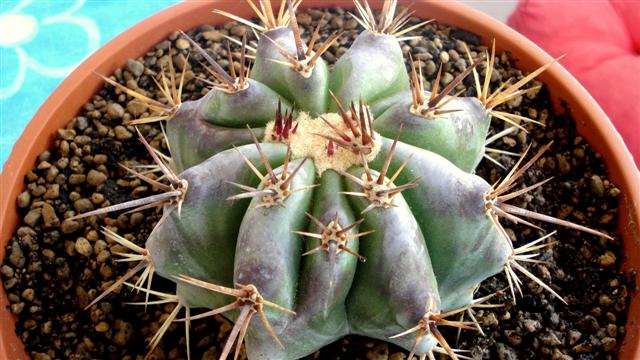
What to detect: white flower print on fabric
<box><xmin>0</xmin><ymin>0</ymin><xmax>99</xmax><ymax>100</ymax></box>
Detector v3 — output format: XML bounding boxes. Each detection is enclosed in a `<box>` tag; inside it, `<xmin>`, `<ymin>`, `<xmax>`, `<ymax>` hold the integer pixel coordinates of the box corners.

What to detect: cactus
<box><xmin>74</xmin><ymin>1</ymin><xmax>613</xmax><ymax>359</ymax></box>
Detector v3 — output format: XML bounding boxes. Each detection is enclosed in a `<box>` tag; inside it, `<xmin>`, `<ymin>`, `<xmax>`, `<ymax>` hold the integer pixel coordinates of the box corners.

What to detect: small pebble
<box><xmin>91</xmin><ymin>192</ymin><xmax>105</xmax><ymax>204</ymax></box>
<box><xmin>345</xmin><ymin>18</ymin><xmax>358</xmax><ymax>29</ymax></box>
<box><xmin>230</xmin><ymin>25</ymin><xmax>247</xmax><ymax>36</ymax></box>
<box><xmin>43</xmin><ymin>184</ymin><xmax>60</xmax><ymax>200</ymax></box>
<box><xmin>130</xmin><ymin>212</ymin><xmax>144</xmax><ymax>226</ymax></box>
<box><xmin>74</xmin><ymin>198</ymin><xmax>94</xmax><ymax>213</ymax></box>
<box><xmin>331</xmin><ymin>17</ymin><xmax>344</xmax><ymax>29</ymax></box>
<box><xmin>94</xmin><ymin>154</ymin><xmax>108</xmax><ymax>165</ymax></box>
<box><xmin>496</xmin><ymin>343</ymin><xmax>518</xmax><ymax>360</ymax></box>
<box><xmin>173</xmin><ymin>53</ymin><xmax>189</xmax><ymax>70</ymax></box>
<box><xmin>573</xmin><ymin>342</ymin><xmax>594</xmax><ymax>353</ymax></box>
<box><xmin>97</xmin><ymin>250</ymin><xmax>111</xmax><ymax>263</ymax></box>
<box><xmin>556</xmin><ymin>154</ymin><xmax>571</xmax><ymax>174</ymax></box>
<box><xmin>74</xmin><ymin>116</ymin><xmax>89</xmax><ymax>130</ymax></box>
<box><xmin>590</xmin><ymin>175</ymin><xmax>605</xmax><ymax>196</ymax></box>
<box><xmin>1</xmin><ymin>265</ymin><xmax>14</xmax><ymax>278</ymax></box>
<box><xmin>24</xmin><ymin>208</ymin><xmax>42</xmax><ymax>227</ymax></box>
<box><xmin>175</xmin><ymin>37</ymin><xmax>190</xmax><ymax>50</ymax></box>
<box><xmin>568</xmin><ymin>329</ymin><xmax>582</xmax><ymax>345</ymax></box>
<box><xmin>17</xmin><ymin>191</ymin><xmax>31</xmax><ymax>208</ymax></box>
<box><xmin>31</xmin><ymin>184</ymin><xmax>46</xmax><ymax>197</ymax></box>
<box><xmin>504</xmin><ymin>329</ymin><xmax>521</xmax><ymax>346</ymax></box>
<box><xmin>113</xmin><ymin>320</ymin><xmax>134</xmax><ymax>346</ymax></box>
<box><xmin>57</xmin><ymin>129</ymin><xmax>76</xmax><ymax>141</ymax></box>
<box><xmin>425</xmin><ymin>60</ymin><xmax>437</xmax><ymax>76</ymax></box>
<box><xmin>201</xmin><ymin>30</ymin><xmax>224</xmax><ymax>41</ymax></box>
<box><xmin>107</xmin><ymin>103</ymin><xmax>125</xmax><ymax>119</ymax></box>
<box><xmin>9</xmin><ymin>241</ymin><xmax>25</xmax><ymax>268</ymax></box>
<box><xmin>42</xmin><ymin>203</ymin><xmax>60</xmax><ymax>228</ymax></box>
<box><xmin>602</xmin><ymin>337</ymin><xmax>617</xmax><ymax>352</ymax></box>
<box><xmin>366</xmin><ymin>343</ymin><xmax>389</xmax><ymax>360</ymax></box>
<box><xmin>75</xmin><ymin>237</ymin><xmax>93</xmax><ymax>257</ymax></box>
<box><xmin>37</xmin><ymin>161</ymin><xmax>51</xmax><ymax>170</ymax></box>
<box><xmin>61</xmin><ymin>219</ymin><xmax>80</xmax><ymax>234</ymax></box>
<box><xmin>41</xmin><ymin>249</ymin><xmax>55</xmax><ymax>260</ymax></box>
<box><xmin>74</xmin><ymin>135</ymin><xmax>91</xmax><ymax>146</ymax></box>
<box><xmin>441</xmin><ymin>72</ymin><xmax>454</xmax><ymax>85</ymax></box>
<box><xmin>483</xmin><ymin>312</ymin><xmax>499</xmax><ymax>327</ymax></box>
<box><xmin>87</xmin><ymin>169</ymin><xmax>107</xmax><ymax>186</ymax></box>
<box><xmin>115</xmin><ymin>125</ymin><xmax>133</xmax><ymax>140</ymax></box>
<box><xmin>127</xmin><ymin>100</ymin><xmax>147</xmax><ymax>117</ymax></box>
<box><xmin>127</xmin><ymin>59</ymin><xmax>145</xmax><ymax>77</ymax></box>
<box><xmin>507</xmin><ymin>95</ymin><xmax>523</xmax><ymax>108</ymax></box>
<box><xmin>579</xmin><ymin>315</ymin><xmax>600</xmax><ymax>332</ymax></box>
<box><xmin>297</xmin><ymin>13</ymin><xmax>312</xmax><ymax>26</ymax></box>
<box><xmin>95</xmin><ymin>321</ymin><xmax>110</xmax><ymax>332</ymax></box>
<box><xmin>69</xmin><ymin>174</ymin><xmax>86</xmax><ymax>185</ymax></box>
<box><xmin>523</xmin><ymin>319</ymin><xmax>541</xmax><ymax>333</ymax></box>
<box><xmin>38</xmin><ymin>151</ymin><xmax>51</xmax><ymax>163</ymax></box>
<box><xmin>502</xmin><ymin>136</ymin><xmax>517</xmax><ymax>148</ymax></box>
<box><xmin>4</xmin><ymin>277</ymin><xmax>18</xmax><ymax>290</ymax></box>
<box><xmin>439</xmin><ymin>50</ymin><xmax>450</xmax><ymax>63</ymax></box>
<box><xmin>540</xmin><ymin>331</ymin><xmax>562</xmax><ymax>346</ymax></box>
<box><xmin>598</xmin><ymin>251</ymin><xmax>616</xmax><ymax>267</ymax></box>
<box><xmin>609</xmin><ymin>187</ymin><xmax>621</xmax><ymax>197</ymax></box>
<box><xmin>11</xmin><ymin>302</ymin><xmax>25</xmax><ymax>314</ymax></box>
<box><xmin>21</xmin><ymin>288</ymin><xmax>35</xmax><ymax>302</ymax></box>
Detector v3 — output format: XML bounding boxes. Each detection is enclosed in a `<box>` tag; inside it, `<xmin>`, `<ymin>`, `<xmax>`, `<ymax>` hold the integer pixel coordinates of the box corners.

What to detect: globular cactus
<box><xmin>76</xmin><ymin>1</ymin><xmax>613</xmax><ymax>359</ymax></box>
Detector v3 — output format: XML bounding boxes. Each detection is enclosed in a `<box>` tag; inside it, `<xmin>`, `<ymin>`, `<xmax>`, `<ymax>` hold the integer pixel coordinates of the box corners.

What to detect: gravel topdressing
<box><xmin>2</xmin><ymin>6</ymin><xmax>634</xmax><ymax>360</ymax></box>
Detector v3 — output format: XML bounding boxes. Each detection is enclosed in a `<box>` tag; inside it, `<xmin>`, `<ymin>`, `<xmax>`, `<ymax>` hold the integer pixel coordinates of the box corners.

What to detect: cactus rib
<box><xmin>227</xmin><ymin>127</ymin><xmax>315</xmax><ymax>207</ymax></box>
<box><xmin>293</xmin><ymin>212</ymin><xmax>368</xmax><ymax>287</ymax></box>
<box><xmin>340</xmin><ymin>131</ymin><xmax>419</xmax><ymax>213</ymax></box>
<box><xmin>174</xmin><ymin>274</ymin><xmax>295</xmax><ymax>360</ymax></box>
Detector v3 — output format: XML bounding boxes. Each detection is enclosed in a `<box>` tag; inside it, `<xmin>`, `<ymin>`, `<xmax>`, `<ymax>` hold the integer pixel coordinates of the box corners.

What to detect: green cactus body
<box><xmin>145</xmin><ymin>143</ymin><xmax>288</xmax><ymax>297</ymax></box>
<box><xmin>345</xmin><ymin>167</ymin><xmax>440</xmax><ymax>353</ymax></box>
<box><xmin>374</xmin><ymin>96</ymin><xmax>491</xmax><ymax>172</ymax></box>
<box><xmin>369</xmin><ymin>139</ymin><xmax>511</xmax><ymax>311</ymax></box>
<box><xmin>199</xmin><ymin>79</ymin><xmax>285</xmax><ymax>128</ymax></box>
<box><xmin>329</xmin><ymin>30</ymin><xmax>409</xmax><ymax>110</ymax></box>
<box><xmin>166</xmin><ymin>101</ymin><xmax>268</xmax><ymax>172</ymax></box>
<box><xmin>252</xmin><ymin>27</ymin><xmax>329</xmax><ymax>114</ymax></box>
<box><xmin>252</xmin><ymin>27</ymin><xmax>296</xmax><ymax>94</ymax></box>
<box><xmin>369</xmin><ymin>89</ymin><xmax>410</xmax><ymax>118</ymax></box>
<box><xmin>86</xmin><ymin>2</ymin><xmax>612</xmax><ymax>359</ymax></box>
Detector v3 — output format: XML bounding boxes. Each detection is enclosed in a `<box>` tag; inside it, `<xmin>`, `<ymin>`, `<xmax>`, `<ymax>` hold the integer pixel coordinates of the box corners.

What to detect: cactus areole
<box><xmin>78</xmin><ymin>1</ymin><xmax>613</xmax><ymax>359</ymax></box>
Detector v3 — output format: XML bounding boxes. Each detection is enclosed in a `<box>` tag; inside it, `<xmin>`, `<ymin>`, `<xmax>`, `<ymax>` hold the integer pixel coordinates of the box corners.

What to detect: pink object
<box><xmin>508</xmin><ymin>0</ymin><xmax>640</xmax><ymax>168</ymax></box>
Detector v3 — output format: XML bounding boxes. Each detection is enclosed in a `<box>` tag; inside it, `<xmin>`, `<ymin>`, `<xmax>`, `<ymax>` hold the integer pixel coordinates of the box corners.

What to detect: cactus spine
<box><xmin>76</xmin><ymin>1</ymin><xmax>612</xmax><ymax>359</ymax></box>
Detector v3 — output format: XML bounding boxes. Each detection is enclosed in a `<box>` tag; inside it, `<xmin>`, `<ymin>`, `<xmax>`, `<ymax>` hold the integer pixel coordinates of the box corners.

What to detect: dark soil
<box><xmin>2</xmin><ymin>6</ymin><xmax>634</xmax><ymax>360</ymax></box>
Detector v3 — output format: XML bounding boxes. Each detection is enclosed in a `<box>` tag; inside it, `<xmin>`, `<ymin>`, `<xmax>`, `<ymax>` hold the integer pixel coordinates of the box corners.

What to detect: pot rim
<box><xmin>1</xmin><ymin>1</ymin><xmax>638</xmax><ymax>358</ymax></box>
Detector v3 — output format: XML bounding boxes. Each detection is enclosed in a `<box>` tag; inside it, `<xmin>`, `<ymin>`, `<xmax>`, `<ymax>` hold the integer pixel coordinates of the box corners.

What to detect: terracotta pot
<box><xmin>2</xmin><ymin>1</ymin><xmax>638</xmax><ymax>358</ymax></box>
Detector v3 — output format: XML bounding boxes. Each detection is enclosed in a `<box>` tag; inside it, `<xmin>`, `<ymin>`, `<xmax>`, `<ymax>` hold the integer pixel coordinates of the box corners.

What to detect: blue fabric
<box><xmin>0</xmin><ymin>0</ymin><xmax>179</xmax><ymax>167</ymax></box>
